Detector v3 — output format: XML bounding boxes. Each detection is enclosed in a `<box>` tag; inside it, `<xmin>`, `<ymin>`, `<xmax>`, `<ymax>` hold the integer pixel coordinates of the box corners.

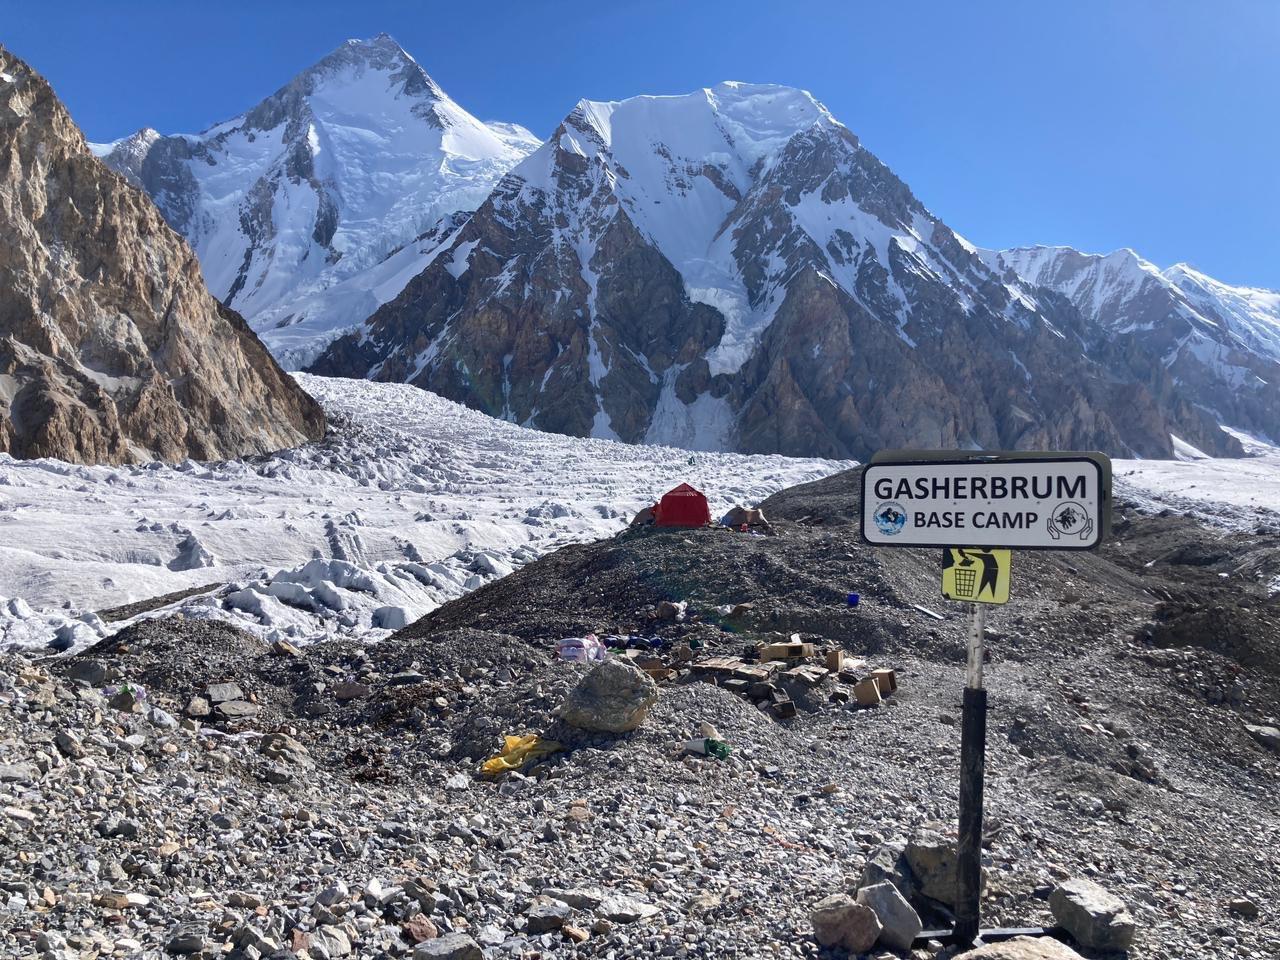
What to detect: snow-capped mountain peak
<box><xmin>991</xmin><ymin>244</ymin><xmax>1280</xmax><ymax>440</ymax></box>
<box><xmin>86</xmin><ymin>125</ymin><xmax>159</xmax><ymax>176</ymax></box>
<box><xmin>315</xmin><ymin>80</ymin><xmax>1244</xmax><ymax>461</ymax></box>
<box><xmin>1162</xmin><ymin>261</ymin><xmax>1280</xmax><ymax>363</ymax></box>
<box><xmin>94</xmin><ymin>36</ymin><xmax>541</xmax><ymax>370</ymax></box>
<box><xmin>992</xmin><ymin>245</ymin><xmax>1170</xmax><ymax>330</ymax></box>
<box><xmin>559</xmin><ymin>82</ymin><xmax>835</xmax><ymax>168</ymax></box>
<box><xmin>286</xmin><ymin>32</ymin><xmax>446</xmax><ymax>103</ymax></box>
<box><xmin>509</xmin><ymin>80</ymin><xmax>906</xmax><ymax>382</ymax></box>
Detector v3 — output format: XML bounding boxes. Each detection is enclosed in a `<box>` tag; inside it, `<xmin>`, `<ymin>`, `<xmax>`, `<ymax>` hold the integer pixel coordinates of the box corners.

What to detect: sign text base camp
<box><xmin>861</xmin><ymin>452</ymin><xmax>1111</xmax><ymax>550</ymax></box>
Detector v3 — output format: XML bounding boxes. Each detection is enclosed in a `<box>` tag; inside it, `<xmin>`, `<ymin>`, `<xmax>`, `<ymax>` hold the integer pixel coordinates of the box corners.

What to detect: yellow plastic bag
<box><xmin>480</xmin><ymin>734</ymin><xmax>564</xmax><ymax>778</ymax></box>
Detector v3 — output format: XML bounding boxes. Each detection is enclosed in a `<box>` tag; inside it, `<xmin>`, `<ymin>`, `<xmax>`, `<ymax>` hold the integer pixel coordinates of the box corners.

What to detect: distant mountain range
<box><xmin>95</xmin><ymin>36</ymin><xmax>1279</xmax><ymax>459</ymax></box>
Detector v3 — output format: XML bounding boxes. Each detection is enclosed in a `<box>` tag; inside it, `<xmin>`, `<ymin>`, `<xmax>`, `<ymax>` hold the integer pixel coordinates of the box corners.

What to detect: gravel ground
<box><xmin>1</xmin><ymin>468</ymin><xmax>1277</xmax><ymax>959</ymax></box>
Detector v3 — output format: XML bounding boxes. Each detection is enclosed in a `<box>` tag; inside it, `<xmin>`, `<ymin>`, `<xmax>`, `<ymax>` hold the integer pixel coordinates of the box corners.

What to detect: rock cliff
<box><xmin>0</xmin><ymin>47</ymin><xmax>325</xmax><ymax>465</ymax></box>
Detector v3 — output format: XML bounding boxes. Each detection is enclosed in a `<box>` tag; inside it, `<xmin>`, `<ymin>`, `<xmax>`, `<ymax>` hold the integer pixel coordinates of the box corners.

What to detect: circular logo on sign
<box><xmin>1047</xmin><ymin>501</ymin><xmax>1093</xmax><ymax>541</ymax></box>
<box><xmin>874</xmin><ymin>501</ymin><xmax>907</xmax><ymax>536</ymax></box>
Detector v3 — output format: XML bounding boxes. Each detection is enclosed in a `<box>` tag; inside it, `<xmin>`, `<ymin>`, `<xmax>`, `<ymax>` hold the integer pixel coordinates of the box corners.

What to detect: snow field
<box><xmin>0</xmin><ymin>376</ymin><xmax>847</xmax><ymax>652</ymax></box>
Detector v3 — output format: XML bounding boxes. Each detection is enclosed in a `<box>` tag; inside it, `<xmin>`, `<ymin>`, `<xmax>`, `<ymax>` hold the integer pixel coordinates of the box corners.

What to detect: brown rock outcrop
<box><xmin>0</xmin><ymin>47</ymin><xmax>325</xmax><ymax>464</ymax></box>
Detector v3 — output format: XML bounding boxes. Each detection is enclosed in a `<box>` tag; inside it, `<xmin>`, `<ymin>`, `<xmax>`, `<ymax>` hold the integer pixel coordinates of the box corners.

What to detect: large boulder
<box><xmin>956</xmin><ymin>936</ymin><xmax>1085</xmax><ymax>959</ymax></box>
<box><xmin>557</xmin><ymin>659</ymin><xmax>658</xmax><ymax>733</ymax></box>
<box><xmin>856</xmin><ymin>881</ymin><xmax>922</xmax><ymax>951</ymax></box>
<box><xmin>525</xmin><ymin>895</ymin><xmax>572</xmax><ymax>934</ymax></box>
<box><xmin>413</xmin><ymin>933</ymin><xmax>482</xmax><ymax>960</ymax></box>
<box><xmin>259</xmin><ymin>732</ymin><xmax>311</xmax><ymax>767</ymax></box>
<box><xmin>905</xmin><ymin>832</ymin><xmax>966</xmax><ymax>908</ymax></box>
<box><xmin>811</xmin><ymin>895</ymin><xmax>882</xmax><ymax>953</ymax></box>
<box><xmin>860</xmin><ymin>840</ymin><xmax>919</xmax><ymax>903</ymax></box>
<box><xmin>1245</xmin><ymin>724</ymin><xmax>1280</xmax><ymax>751</ymax></box>
<box><xmin>1050</xmin><ymin>878</ymin><xmax>1137</xmax><ymax>952</ymax></box>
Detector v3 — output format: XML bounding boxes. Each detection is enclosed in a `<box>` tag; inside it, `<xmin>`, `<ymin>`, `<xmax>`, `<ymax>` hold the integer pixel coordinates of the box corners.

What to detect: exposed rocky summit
<box><xmin>989</xmin><ymin>246</ymin><xmax>1280</xmax><ymax>450</ymax></box>
<box><xmin>312</xmin><ymin>82</ymin><xmax>1242</xmax><ymax>460</ymax></box>
<box><xmin>0</xmin><ymin>47</ymin><xmax>325</xmax><ymax>465</ymax></box>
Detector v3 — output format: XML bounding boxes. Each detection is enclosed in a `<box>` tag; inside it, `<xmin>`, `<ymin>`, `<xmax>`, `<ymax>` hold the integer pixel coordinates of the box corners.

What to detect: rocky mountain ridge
<box><xmin>987</xmin><ymin>246</ymin><xmax>1280</xmax><ymax>448</ymax></box>
<box><xmin>0</xmin><ymin>46</ymin><xmax>325</xmax><ymax>465</ymax></box>
<box><xmin>311</xmin><ymin>82</ymin><xmax>1246</xmax><ymax>460</ymax></box>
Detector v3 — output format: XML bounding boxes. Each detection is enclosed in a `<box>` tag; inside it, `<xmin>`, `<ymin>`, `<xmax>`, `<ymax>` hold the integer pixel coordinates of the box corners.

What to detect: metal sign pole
<box><xmin>955</xmin><ymin>601</ymin><xmax>988</xmax><ymax>945</ymax></box>
<box><xmin>861</xmin><ymin>452</ymin><xmax>1112</xmax><ymax>949</ymax></box>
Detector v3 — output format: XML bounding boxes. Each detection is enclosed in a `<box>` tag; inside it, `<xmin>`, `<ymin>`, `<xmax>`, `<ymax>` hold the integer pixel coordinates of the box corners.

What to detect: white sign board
<box><xmin>861</xmin><ymin>454</ymin><xmax>1110</xmax><ymax>550</ymax></box>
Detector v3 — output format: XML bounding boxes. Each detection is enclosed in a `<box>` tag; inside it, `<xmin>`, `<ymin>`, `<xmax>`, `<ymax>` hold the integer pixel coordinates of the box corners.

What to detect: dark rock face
<box><xmin>992</xmin><ymin>247</ymin><xmax>1278</xmax><ymax>451</ymax></box>
<box><xmin>312</xmin><ymin>84</ymin><xmax>1247</xmax><ymax>459</ymax></box>
<box><xmin>0</xmin><ymin>47</ymin><xmax>326</xmax><ymax>465</ymax></box>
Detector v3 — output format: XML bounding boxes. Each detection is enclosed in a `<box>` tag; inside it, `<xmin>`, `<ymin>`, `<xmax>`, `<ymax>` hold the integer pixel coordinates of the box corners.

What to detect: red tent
<box><xmin>654</xmin><ymin>483</ymin><xmax>712</xmax><ymax>528</ymax></box>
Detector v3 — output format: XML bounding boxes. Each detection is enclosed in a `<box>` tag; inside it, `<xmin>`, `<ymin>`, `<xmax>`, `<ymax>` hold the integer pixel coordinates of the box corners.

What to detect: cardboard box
<box><xmin>871</xmin><ymin>668</ymin><xmax>898</xmax><ymax>696</ymax></box>
<box><xmin>734</xmin><ymin>662</ymin><xmax>779</xmax><ymax>683</ymax></box>
<box><xmin>853</xmin><ymin>677</ymin><xmax>883</xmax><ymax>707</ymax></box>
<box><xmin>784</xmin><ymin>665</ymin><xmax>829</xmax><ymax>686</ymax></box>
<box><xmin>760</xmin><ymin>641</ymin><xmax>815</xmax><ymax>662</ymax></box>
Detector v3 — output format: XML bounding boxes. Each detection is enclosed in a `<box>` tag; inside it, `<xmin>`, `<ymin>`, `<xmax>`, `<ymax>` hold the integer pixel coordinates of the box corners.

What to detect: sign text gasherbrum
<box><xmin>872</xmin><ymin>474</ymin><xmax>1088</xmax><ymax>502</ymax></box>
<box><xmin>860</xmin><ymin>454</ymin><xmax>1111</xmax><ymax>550</ymax></box>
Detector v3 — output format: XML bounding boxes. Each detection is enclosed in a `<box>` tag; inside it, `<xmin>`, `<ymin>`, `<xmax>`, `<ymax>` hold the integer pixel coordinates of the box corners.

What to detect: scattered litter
<box><xmin>682</xmin><ymin>737</ymin><xmax>732</xmax><ymax>760</ymax></box>
<box><xmin>480</xmin><ymin>735</ymin><xmax>565</xmax><ymax>778</ymax></box>
<box><xmin>847</xmin><ymin>592</ymin><xmax>861</xmax><ymax>607</ymax></box>
<box><xmin>655</xmin><ymin>600</ymin><xmax>687</xmax><ymax>622</ymax></box>
<box><xmin>912</xmin><ymin>604</ymin><xmax>946</xmax><ymax>621</ymax></box>
<box><xmin>556</xmin><ymin>634</ymin><xmax>607</xmax><ymax>662</ymax></box>
<box><xmin>601</xmin><ymin>634</ymin><xmax>671</xmax><ymax>652</ymax></box>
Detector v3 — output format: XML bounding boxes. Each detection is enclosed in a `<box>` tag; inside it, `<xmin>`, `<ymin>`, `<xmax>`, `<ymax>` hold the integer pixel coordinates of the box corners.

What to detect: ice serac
<box><xmin>95</xmin><ymin>34</ymin><xmax>540</xmax><ymax>369</ymax></box>
<box><xmin>990</xmin><ymin>246</ymin><xmax>1279</xmax><ymax>446</ymax></box>
<box><xmin>0</xmin><ymin>47</ymin><xmax>326</xmax><ymax>465</ymax></box>
<box><xmin>312</xmin><ymin>81</ymin><xmax>1238</xmax><ymax>459</ymax></box>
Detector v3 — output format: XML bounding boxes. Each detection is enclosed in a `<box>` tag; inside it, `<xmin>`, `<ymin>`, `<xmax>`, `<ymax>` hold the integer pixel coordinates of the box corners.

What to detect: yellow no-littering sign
<box><xmin>941</xmin><ymin>548</ymin><xmax>1011</xmax><ymax>605</ymax></box>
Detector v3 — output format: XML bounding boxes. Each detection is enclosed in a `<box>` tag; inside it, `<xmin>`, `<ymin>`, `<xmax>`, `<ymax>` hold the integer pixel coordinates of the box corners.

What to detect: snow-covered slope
<box><xmin>520</xmin><ymin>84</ymin><xmax>841</xmax><ymax>376</ymax></box>
<box><xmin>989</xmin><ymin>246</ymin><xmax>1280</xmax><ymax>443</ymax></box>
<box><xmin>0</xmin><ymin>375</ymin><xmax>845</xmax><ymax>652</ymax></box>
<box><xmin>313</xmin><ymin>82</ymin><xmax>1238</xmax><ymax>460</ymax></box>
<box><xmin>1163</xmin><ymin>263</ymin><xmax>1280</xmax><ymax>363</ymax></box>
<box><xmin>93</xmin><ymin>35</ymin><xmax>539</xmax><ymax>369</ymax></box>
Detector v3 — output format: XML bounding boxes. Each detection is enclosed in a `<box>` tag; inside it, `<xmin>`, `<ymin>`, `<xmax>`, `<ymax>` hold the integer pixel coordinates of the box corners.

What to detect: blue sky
<box><xmin>5</xmin><ymin>0</ymin><xmax>1277</xmax><ymax>288</ymax></box>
